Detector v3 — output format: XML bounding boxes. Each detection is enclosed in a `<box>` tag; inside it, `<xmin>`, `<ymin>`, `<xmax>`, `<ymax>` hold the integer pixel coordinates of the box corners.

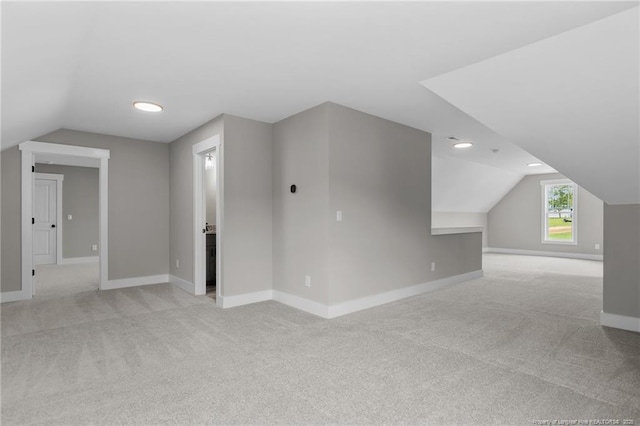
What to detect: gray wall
<box><xmin>272</xmin><ymin>102</ymin><xmax>482</xmax><ymax>306</ymax></box>
<box><xmin>488</xmin><ymin>173</ymin><xmax>603</xmax><ymax>255</ymax></box>
<box><xmin>222</xmin><ymin>115</ymin><xmax>273</xmax><ymax>296</ymax></box>
<box><xmin>205</xmin><ymin>153</ymin><xmax>217</xmax><ymax>226</ymax></box>
<box><xmin>169</xmin><ymin>114</ymin><xmax>273</xmax><ymax>297</ymax></box>
<box><xmin>1</xmin><ymin>129</ymin><xmax>170</xmax><ymax>292</ymax></box>
<box><xmin>169</xmin><ymin>115</ymin><xmax>224</xmax><ymax>284</ymax></box>
<box><xmin>1</xmin><ymin>148</ymin><xmax>20</xmax><ymax>291</ymax></box>
<box><xmin>603</xmin><ymin>204</ymin><xmax>640</xmax><ymax>318</ymax></box>
<box><xmin>35</xmin><ymin>164</ymin><xmax>99</xmax><ymax>259</ymax></box>
<box><xmin>327</xmin><ymin>103</ymin><xmax>481</xmax><ymax>304</ymax></box>
<box><xmin>273</xmin><ymin>104</ymin><xmax>330</xmax><ymax>304</ymax></box>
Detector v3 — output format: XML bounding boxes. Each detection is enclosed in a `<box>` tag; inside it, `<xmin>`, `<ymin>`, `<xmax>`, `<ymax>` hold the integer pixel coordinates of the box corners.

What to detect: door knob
<box><xmin>51</xmin><ymin>224</ymin><xmax>56</xmax><ymax>228</ymax></box>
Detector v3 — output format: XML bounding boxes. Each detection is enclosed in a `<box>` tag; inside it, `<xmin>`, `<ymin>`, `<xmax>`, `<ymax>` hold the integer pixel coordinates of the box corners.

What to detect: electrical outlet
<box><xmin>176</xmin><ymin>259</ymin><xmax>180</xmax><ymax>268</ymax></box>
<box><xmin>305</xmin><ymin>275</ymin><xmax>311</xmax><ymax>288</ymax></box>
<box><xmin>67</xmin><ymin>214</ymin><xmax>72</xmax><ymax>220</ymax></box>
<box><xmin>91</xmin><ymin>244</ymin><xmax>98</xmax><ymax>251</ymax></box>
<box><xmin>431</xmin><ymin>262</ymin><xmax>436</xmax><ymax>272</ymax></box>
<box><xmin>595</xmin><ymin>244</ymin><xmax>600</xmax><ymax>250</ymax></box>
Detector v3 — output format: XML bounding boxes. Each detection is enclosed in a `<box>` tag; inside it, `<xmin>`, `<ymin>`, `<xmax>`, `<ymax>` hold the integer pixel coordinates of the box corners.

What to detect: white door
<box><xmin>34</xmin><ymin>179</ymin><xmax>57</xmax><ymax>265</ymax></box>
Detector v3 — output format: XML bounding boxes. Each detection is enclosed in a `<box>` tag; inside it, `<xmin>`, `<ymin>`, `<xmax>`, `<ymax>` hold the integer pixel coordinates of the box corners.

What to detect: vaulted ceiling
<box><xmin>2</xmin><ymin>1</ymin><xmax>636</xmax><ymax>208</ymax></box>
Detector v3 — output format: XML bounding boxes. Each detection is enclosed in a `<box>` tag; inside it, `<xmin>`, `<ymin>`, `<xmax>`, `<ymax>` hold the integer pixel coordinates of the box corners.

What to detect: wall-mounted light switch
<box><xmin>336</xmin><ymin>211</ymin><xmax>342</xmax><ymax>222</ymax></box>
<box><xmin>91</xmin><ymin>245</ymin><xmax>98</xmax><ymax>251</ymax></box>
<box><xmin>305</xmin><ymin>275</ymin><xmax>311</xmax><ymax>288</ymax></box>
<box><xmin>431</xmin><ymin>262</ymin><xmax>436</xmax><ymax>271</ymax></box>
<box><xmin>67</xmin><ymin>214</ymin><xmax>72</xmax><ymax>220</ymax></box>
<box><xmin>176</xmin><ymin>259</ymin><xmax>180</xmax><ymax>268</ymax></box>
<box><xmin>595</xmin><ymin>244</ymin><xmax>600</xmax><ymax>250</ymax></box>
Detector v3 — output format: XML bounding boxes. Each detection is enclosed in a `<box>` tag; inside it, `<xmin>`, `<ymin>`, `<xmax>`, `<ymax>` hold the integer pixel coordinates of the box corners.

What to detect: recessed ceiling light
<box><xmin>453</xmin><ymin>142</ymin><xmax>473</xmax><ymax>149</ymax></box>
<box><xmin>527</xmin><ymin>162</ymin><xmax>543</xmax><ymax>167</ymax></box>
<box><xmin>133</xmin><ymin>101</ymin><xmax>163</xmax><ymax>112</ymax></box>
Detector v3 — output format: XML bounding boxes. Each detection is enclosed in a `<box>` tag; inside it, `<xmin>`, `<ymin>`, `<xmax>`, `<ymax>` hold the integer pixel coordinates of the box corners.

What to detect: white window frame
<box><xmin>541</xmin><ymin>179</ymin><xmax>578</xmax><ymax>245</ymax></box>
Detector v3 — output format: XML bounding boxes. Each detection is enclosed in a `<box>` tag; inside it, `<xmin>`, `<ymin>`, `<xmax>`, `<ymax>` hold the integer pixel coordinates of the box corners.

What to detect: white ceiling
<box><xmin>2</xmin><ymin>1</ymin><xmax>634</xmax><ymax>180</ymax></box>
<box><xmin>432</xmin><ymin>155</ymin><xmax>524</xmax><ymax>213</ymax></box>
<box><xmin>423</xmin><ymin>6</ymin><xmax>639</xmax><ymax>205</ymax></box>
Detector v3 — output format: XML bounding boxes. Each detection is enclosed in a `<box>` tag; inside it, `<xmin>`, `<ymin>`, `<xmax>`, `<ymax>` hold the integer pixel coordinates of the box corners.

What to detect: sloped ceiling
<box><xmin>432</xmin><ymin>155</ymin><xmax>523</xmax><ymax>213</ymax></box>
<box><xmin>3</xmin><ymin>2</ymin><xmax>634</xmax><ymax>212</ymax></box>
<box><xmin>422</xmin><ymin>7</ymin><xmax>639</xmax><ymax>205</ymax></box>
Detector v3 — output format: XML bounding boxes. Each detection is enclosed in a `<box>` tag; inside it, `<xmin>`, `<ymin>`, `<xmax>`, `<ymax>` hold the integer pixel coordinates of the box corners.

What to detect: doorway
<box><xmin>192</xmin><ymin>135</ymin><xmax>222</xmax><ymax>302</ymax></box>
<box><xmin>33</xmin><ymin>165</ymin><xmax>100</xmax><ymax>298</ymax></box>
<box><xmin>19</xmin><ymin>141</ymin><xmax>110</xmax><ymax>300</ymax></box>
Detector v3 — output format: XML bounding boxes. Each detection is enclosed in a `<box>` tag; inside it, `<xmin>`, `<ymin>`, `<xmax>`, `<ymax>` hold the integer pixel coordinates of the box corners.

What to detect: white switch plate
<box><xmin>431</xmin><ymin>262</ymin><xmax>436</xmax><ymax>271</ymax></box>
<box><xmin>305</xmin><ymin>275</ymin><xmax>311</xmax><ymax>287</ymax></box>
<box><xmin>336</xmin><ymin>211</ymin><xmax>342</xmax><ymax>222</ymax></box>
<box><xmin>91</xmin><ymin>245</ymin><xmax>98</xmax><ymax>251</ymax></box>
<box><xmin>176</xmin><ymin>259</ymin><xmax>180</xmax><ymax>268</ymax></box>
<box><xmin>595</xmin><ymin>243</ymin><xmax>600</xmax><ymax>250</ymax></box>
<box><xmin>67</xmin><ymin>214</ymin><xmax>72</xmax><ymax>220</ymax></box>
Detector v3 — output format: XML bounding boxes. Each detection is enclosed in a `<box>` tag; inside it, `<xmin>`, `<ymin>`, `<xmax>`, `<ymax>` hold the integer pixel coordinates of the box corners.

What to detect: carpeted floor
<box><xmin>33</xmin><ymin>262</ymin><xmax>99</xmax><ymax>299</ymax></box>
<box><xmin>1</xmin><ymin>254</ymin><xmax>639</xmax><ymax>425</ymax></box>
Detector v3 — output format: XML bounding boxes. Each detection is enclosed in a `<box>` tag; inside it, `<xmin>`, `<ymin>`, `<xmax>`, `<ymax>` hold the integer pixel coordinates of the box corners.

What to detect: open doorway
<box><xmin>19</xmin><ymin>141</ymin><xmax>109</xmax><ymax>301</ymax></box>
<box><xmin>192</xmin><ymin>135</ymin><xmax>222</xmax><ymax>302</ymax></box>
<box><xmin>32</xmin><ymin>164</ymin><xmax>100</xmax><ymax>298</ymax></box>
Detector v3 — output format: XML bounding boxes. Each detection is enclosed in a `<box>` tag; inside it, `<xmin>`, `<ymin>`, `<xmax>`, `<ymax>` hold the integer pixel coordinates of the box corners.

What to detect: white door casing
<box><xmin>17</xmin><ymin>141</ymin><xmax>110</xmax><ymax>302</ymax></box>
<box><xmin>33</xmin><ymin>178</ymin><xmax>59</xmax><ymax>265</ymax></box>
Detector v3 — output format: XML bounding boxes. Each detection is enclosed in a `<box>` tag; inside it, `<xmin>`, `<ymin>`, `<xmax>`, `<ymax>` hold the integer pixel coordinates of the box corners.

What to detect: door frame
<box><xmin>34</xmin><ymin>173</ymin><xmax>64</xmax><ymax>266</ymax></box>
<box><xmin>192</xmin><ymin>134</ymin><xmax>222</xmax><ymax>301</ymax></box>
<box><xmin>19</xmin><ymin>141</ymin><xmax>110</xmax><ymax>299</ymax></box>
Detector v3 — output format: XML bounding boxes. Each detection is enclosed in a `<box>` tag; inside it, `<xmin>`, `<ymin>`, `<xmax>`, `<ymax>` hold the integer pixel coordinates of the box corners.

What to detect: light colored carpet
<box><xmin>33</xmin><ymin>262</ymin><xmax>99</xmax><ymax>299</ymax></box>
<box><xmin>2</xmin><ymin>254</ymin><xmax>639</xmax><ymax>425</ymax></box>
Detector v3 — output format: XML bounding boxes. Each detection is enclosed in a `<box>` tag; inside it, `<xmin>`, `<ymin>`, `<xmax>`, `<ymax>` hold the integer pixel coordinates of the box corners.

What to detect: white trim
<box><xmin>103</xmin><ymin>274</ymin><xmax>169</xmax><ymax>290</ymax></box>
<box><xmin>99</xmin><ymin>158</ymin><xmax>109</xmax><ymax>290</ymax></box>
<box><xmin>19</xmin><ymin>141</ymin><xmax>110</xmax><ymax>298</ymax></box>
<box><xmin>20</xmin><ymin>144</ymin><xmax>34</xmax><ymax>297</ymax></box>
<box><xmin>326</xmin><ymin>270</ymin><xmax>483</xmax><ymax>318</ymax></box>
<box><xmin>0</xmin><ymin>290</ymin><xmax>32</xmax><ymax>303</ymax></box>
<box><xmin>192</xmin><ymin>134</ymin><xmax>222</xmax><ymax>297</ymax></box>
<box><xmin>541</xmin><ymin>179</ymin><xmax>578</xmax><ymax>245</ymax></box>
<box><xmin>431</xmin><ymin>226</ymin><xmax>484</xmax><ymax>236</ymax></box>
<box><xmin>273</xmin><ymin>270</ymin><xmax>483</xmax><ymax>319</ymax></box>
<box><xmin>485</xmin><ymin>247</ymin><xmax>603</xmax><ymax>261</ymax></box>
<box><xmin>600</xmin><ymin>311</ymin><xmax>640</xmax><ymax>333</ymax></box>
<box><xmin>20</xmin><ymin>141</ymin><xmax>110</xmax><ymax>159</ymax></box>
<box><xmin>58</xmin><ymin>256</ymin><xmax>99</xmax><ymax>264</ymax></box>
<box><xmin>215</xmin><ymin>271</ymin><xmax>483</xmax><ymax>318</ymax></box>
<box><xmin>218</xmin><ymin>289</ymin><xmax>273</xmax><ymax>309</ymax></box>
<box><xmin>272</xmin><ymin>290</ymin><xmax>331</xmax><ymax>318</ymax></box>
<box><xmin>169</xmin><ymin>274</ymin><xmax>195</xmax><ymax>294</ymax></box>
<box><xmin>34</xmin><ymin>173</ymin><xmax>64</xmax><ymax>265</ymax></box>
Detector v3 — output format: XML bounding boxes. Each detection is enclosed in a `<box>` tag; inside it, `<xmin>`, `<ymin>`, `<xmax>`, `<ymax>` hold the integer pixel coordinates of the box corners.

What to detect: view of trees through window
<box><xmin>544</xmin><ymin>183</ymin><xmax>575</xmax><ymax>242</ymax></box>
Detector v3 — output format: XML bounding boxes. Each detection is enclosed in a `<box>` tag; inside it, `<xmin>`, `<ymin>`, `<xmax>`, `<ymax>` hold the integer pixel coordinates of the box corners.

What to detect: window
<box><xmin>542</xmin><ymin>180</ymin><xmax>577</xmax><ymax>244</ymax></box>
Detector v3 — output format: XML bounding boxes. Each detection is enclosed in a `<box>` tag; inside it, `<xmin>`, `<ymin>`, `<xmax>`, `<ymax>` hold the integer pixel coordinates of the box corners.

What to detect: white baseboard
<box><xmin>485</xmin><ymin>247</ymin><xmax>603</xmax><ymax>261</ymax></box>
<box><xmin>269</xmin><ymin>270</ymin><xmax>483</xmax><ymax>319</ymax></box>
<box><xmin>58</xmin><ymin>256</ymin><xmax>99</xmax><ymax>265</ymax></box>
<box><xmin>600</xmin><ymin>311</ymin><xmax>640</xmax><ymax>333</ymax></box>
<box><xmin>102</xmin><ymin>274</ymin><xmax>169</xmax><ymax>290</ymax></box>
<box><xmin>218</xmin><ymin>289</ymin><xmax>273</xmax><ymax>309</ymax></box>
<box><xmin>326</xmin><ymin>270</ymin><xmax>483</xmax><ymax>318</ymax></box>
<box><xmin>169</xmin><ymin>275</ymin><xmax>195</xmax><ymax>294</ymax></box>
<box><xmin>272</xmin><ymin>290</ymin><xmax>331</xmax><ymax>318</ymax></box>
<box><xmin>0</xmin><ymin>289</ymin><xmax>31</xmax><ymax>303</ymax></box>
